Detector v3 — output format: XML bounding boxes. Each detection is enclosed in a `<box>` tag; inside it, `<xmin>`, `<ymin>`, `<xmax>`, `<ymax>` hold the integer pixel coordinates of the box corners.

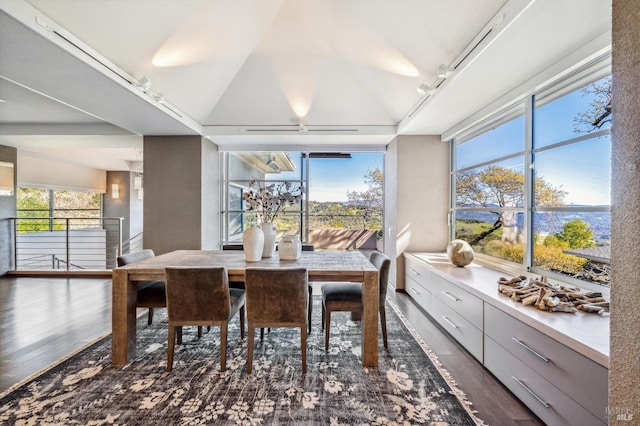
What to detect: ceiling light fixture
<box><xmin>417</xmin><ymin>84</ymin><xmax>433</xmax><ymax>96</ymax></box>
<box><xmin>298</xmin><ymin>123</ymin><xmax>308</xmax><ymax>133</ymax></box>
<box><xmin>437</xmin><ymin>64</ymin><xmax>454</xmax><ymax>79</ymax></box>
<box><xmin>137</xmin><ymin>76</ymin><xmax>152</xmax><ymax>92</ymax></box>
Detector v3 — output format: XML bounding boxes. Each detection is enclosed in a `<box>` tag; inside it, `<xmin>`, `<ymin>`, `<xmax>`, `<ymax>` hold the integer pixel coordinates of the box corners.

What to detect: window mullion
<box><xmin>524</xmin><ymin>95</ymin><xmax>534</xmax><ymax>272</ymax></box>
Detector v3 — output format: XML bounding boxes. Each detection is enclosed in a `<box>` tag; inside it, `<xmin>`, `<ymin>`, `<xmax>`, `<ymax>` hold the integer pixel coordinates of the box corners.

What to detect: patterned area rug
<box><xmin>0</xmin><ymin>298</ymin><xmax>484</xmax><ymax>425</ymax></box>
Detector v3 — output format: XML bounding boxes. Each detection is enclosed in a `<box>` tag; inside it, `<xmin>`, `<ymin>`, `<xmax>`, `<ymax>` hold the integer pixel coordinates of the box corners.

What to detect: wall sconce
<box><xmin>0</xmin><ymin>161</ymin><xmax>14</xmax><ymax>196</ymax></box>
<box><xmin>134</xmin><ymin>175</ymin><xmax>143</xmax><ymax>190</ymax></box>
<box><xmin>137</xmin><ymin>188</ymin><xmax>144</xmax><ymax>200</ymax></box>
<box><xmin>111</xmin><ymin>183</ymin><xmax>120</xmax><ymax>199</ymax></box>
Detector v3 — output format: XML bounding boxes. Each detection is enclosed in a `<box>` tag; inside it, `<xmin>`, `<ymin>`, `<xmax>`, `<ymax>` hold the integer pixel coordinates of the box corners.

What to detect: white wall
<box><xmin>17</xmin><ymin>151</ymin><xmax>106</xmax><ymax>192</ymax></box>
<box><xmin>387</xmin><ymin>135</ymin><xmax>450</xmax><ymax>289</ymax></box>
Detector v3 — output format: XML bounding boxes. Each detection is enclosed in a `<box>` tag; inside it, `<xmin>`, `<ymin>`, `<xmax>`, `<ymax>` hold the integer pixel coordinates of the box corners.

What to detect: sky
<box><xmin>266</xmin><ymin>152</ymin><xmax>382</xmax><ymax>202</ymax></box>
<box><xmin>456</xmin><ymin>75</ymin><xmax>611</xmax><ymax>206</ymax></box>
<box><xmin>308</xmin><ymin>153</ymin><xmax>382</xmax><ymax>202</ymax></box>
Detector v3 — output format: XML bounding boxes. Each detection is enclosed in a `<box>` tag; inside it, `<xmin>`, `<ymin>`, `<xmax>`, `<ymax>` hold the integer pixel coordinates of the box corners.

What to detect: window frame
<box><xmin>449</xmin><ymin>56</ymin><xmax>612</xmax><ymax>292</ymax></box>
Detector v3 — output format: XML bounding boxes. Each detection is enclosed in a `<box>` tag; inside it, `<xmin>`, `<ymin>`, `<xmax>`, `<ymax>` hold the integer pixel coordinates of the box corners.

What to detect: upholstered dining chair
<box><xmin>244</xmin><ymin>267</ymin><xmax>308</xmax><ymax>374</ymax></box>
<box><xmin>321</xmin><ymin>251</ymin><xmax>391</xmax><ymax>351</ymax></box>
<box><xmin>117</xmin><ymin>249</ymin><xmax>166</xmax><ymax>326</ymax></box>
<box><xmin>224</xmin><ymin>242</ymin><xmax>315</xmax><ymax>333</ymax></box>
<box><xmin>165</xmin><ymin>266</ymin><xmax>245</xmax><ymax>372</ymax></box>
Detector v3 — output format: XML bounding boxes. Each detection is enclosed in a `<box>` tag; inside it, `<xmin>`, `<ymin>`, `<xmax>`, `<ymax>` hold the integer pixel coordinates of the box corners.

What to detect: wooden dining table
<box><xmin>112</xmin><ymin>249</ymin><xmax>380</xmax><ymax>367</ymax></box>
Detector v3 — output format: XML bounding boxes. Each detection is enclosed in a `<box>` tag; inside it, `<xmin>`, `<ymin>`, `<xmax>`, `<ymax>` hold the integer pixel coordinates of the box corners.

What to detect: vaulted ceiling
<box><xmin>0</xmin><ymin>0</ymin><xmax>611</xmax><ymax>171</ymax></box>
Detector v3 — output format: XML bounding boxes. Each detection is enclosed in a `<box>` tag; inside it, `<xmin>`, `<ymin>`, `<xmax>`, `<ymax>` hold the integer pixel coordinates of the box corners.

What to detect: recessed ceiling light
<box><xmin>417</xmin><ymin>84</ymin><xmax>433</xmax><ymax>96</ymax></box>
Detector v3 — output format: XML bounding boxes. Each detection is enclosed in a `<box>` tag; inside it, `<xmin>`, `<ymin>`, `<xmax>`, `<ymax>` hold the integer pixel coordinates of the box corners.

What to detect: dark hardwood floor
<box><xmin>0</xmin><ymin>276</ymin><xmax>543</xmax><ymax>424</ymax></box>
<box><xmin>0</xmin><ymin>276</ymin><xmax>112</xmax><ymax>394</ymax></box>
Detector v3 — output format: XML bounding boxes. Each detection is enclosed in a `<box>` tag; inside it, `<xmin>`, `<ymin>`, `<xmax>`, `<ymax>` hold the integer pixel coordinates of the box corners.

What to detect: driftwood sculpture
<box><xmin>497</xmin><ymin>275</ymin><xmax>609</xmax><ymax>315</ymax></box>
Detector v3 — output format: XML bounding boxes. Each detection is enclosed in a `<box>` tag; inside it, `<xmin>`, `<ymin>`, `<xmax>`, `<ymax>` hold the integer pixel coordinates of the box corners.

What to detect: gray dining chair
<box><xmin>117</xmin><ymin>249</ymin><xmax>166</xmax><ymax>326</ymax></box>
<box><xmin>321</xmin><ymin>251</ymin><xmax>391</xmax><ymax>351</ymax></box>
<box><xmin>165</xmin><ymin>266</ymin><xmax>245</xmax><ymax>372</ymax></box>
<box><xmin>244</xmin><ymin>267</ymin><xmax>308</xmax><ymax>374</ymax></box>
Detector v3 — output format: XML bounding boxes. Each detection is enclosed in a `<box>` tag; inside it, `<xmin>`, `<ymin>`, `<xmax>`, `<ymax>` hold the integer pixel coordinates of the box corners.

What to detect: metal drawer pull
<box><xmin>409</xmin><ymin>268</ymin><xmax>421</xmax><ymax>276</ymax></box>
<box><xmin>512</xmin><ymin>377</ymin><xmax>550</xmax><ymax>408</ymax></box>
<box><xmin>511</xmin><ymin>338</ymin><xmax>550</xmax><ymax>363</ymax></box>
<box><xmin>409</xmin><ymin>287</ymin><xmax>420</xmax><ymax>296</ymax></box>
<box><xmin>441</xmin><ymin>316</ymin><xmax>459</xmax><ymax>329</ymax></box>
<box><xmin>442</xmin><ymin>291</ymin><xmax>461</xmax><ymax>302</ymax></box>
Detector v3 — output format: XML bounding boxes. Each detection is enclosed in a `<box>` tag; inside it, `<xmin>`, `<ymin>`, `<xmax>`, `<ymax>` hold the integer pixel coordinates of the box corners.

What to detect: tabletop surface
<box><xmin>115</xmin><ymin>250</ymin><xmax>378</xmax><ymax>276</ymax></box>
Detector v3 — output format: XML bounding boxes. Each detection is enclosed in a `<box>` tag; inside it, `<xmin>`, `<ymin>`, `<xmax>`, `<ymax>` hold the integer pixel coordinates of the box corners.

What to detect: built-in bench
<box><xmin>403</xmin><ymin>252</ymin><xmax>609</xmax><ymax>426</ymax></box>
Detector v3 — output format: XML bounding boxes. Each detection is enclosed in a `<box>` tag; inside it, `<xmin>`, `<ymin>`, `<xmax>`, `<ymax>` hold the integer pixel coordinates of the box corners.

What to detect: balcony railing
<box><xmin>11</xmin><ymin>217</ymin><xmax>123</xmax><ymax>271</ymax></box>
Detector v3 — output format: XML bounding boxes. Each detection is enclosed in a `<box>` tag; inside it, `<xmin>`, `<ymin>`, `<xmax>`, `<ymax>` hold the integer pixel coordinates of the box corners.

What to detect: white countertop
<box><xmin>405</xmin><ymin>252</ymin><xmax>609</xmax><ymax>368</ymax></box>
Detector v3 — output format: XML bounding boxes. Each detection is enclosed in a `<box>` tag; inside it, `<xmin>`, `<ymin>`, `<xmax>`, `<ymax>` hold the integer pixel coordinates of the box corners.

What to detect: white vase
<box><xmin>279</xmin><ymin>235</ymin><xmax>302</xmax><ymax>260</ymax></box>
<box><xmin>243</xmin><ymin>224</ymin><xmax>264</xmax><ymax>262</ymax></box>
<box><xmin>260</xmin><ymin>222</ymin><xmax>277</xmax><ymax>258</ymax></box>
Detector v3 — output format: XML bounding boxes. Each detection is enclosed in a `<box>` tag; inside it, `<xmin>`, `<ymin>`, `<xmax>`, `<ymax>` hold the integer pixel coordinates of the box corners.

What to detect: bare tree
<box><xmin>573</xmin><ymin>77</ymin><xmax>612</xmax><ymax>133</ymax></box>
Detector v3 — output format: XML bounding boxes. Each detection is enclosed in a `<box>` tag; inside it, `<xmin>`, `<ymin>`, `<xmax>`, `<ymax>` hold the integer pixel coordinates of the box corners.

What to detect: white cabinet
<box><xmin>403</xmin><ymin>253</ymin><xmax>609</xmax><ymax>425</ymax></box>
<box><xmin>484</xmin><ymin>304</ymin><xmax>607</xmax><ymax>425</ymax></box>
<box><xmin>404</xmin><ymin>254</ymin><xmax>483</xmax><ymax>361</ymax></box>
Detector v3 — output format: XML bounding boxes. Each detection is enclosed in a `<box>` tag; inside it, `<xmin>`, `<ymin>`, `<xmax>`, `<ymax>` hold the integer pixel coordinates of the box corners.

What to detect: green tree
<box><xmin>346</xmin><ymin>167</ymin><xmax>383</xmax><ymax>230</ymax></box>
<box><xmin>553</xmin><ymin>219</ymin><xmax>595</xmax><ymax>249</ymax></box>
<box><xmin>457</xmin><ymin>165</ymin><xmax>566</xmax><ymax>245</ymax></box>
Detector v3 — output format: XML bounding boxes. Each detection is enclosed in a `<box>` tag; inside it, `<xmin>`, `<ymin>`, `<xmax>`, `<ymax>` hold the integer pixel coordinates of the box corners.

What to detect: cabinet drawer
<box><xmin>484</xmin><ymin>304</ymin><xmax>607</xmax><ymax>423</ymax></box>
<box><xmin>430</xmin><ymin>298</ymin><xmax>483</xmax><ymax>362</ymax></box>
<box><xmin>405</xmin><ymin>274</ymin><xmax>431</xmax><ymax>310</ymax></box>
<box><xmin>430</xmin><ymin>273</ymin><xmax>483</xmax><ymax>326</ymax></box>
<box><xmin>485</xmin><ymin>336</ymin><xmax>605</xmax><ymax>425</ymax></box>
<box><xmin>405</xmin><ymin>256</ymin><xmax>432</xmax><ymax>286</ymax></box>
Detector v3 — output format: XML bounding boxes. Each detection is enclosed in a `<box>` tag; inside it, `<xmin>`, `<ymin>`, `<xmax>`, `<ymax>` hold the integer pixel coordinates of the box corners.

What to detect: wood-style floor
<box><xmin>0</xmin><ymin>276</ymin><xmax>543</xmax><ymax>425</ymax></box>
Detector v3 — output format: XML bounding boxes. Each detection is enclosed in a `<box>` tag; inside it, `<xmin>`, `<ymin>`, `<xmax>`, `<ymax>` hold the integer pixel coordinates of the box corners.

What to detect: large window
<box><xmin>16</xmin><ymin>188</ymin><xmax>101</xmax><ymax>232</ymax></box>
<box><xmin>451</xmin><ymin>61</ymin><xmax>611</xmax><ymax>287</ymax></box>
<box><xmin>221</xmin><ymin>152</ymin><xmax>384</xmax><ymax>246</ymax></box>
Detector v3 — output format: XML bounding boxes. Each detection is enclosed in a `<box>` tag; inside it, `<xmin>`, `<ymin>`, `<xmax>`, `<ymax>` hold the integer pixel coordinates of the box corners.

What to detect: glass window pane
<box><xmin>456</xmin><ymin>114</ymin><xmax>524</xmax><ymax>169</ymax></box>
<box><xmin>534</xmin><ymin>135</ymin><xmax>611</xmax><ymax>207</ymax></box>
<box><xmin>534</xmin><ymin>75</ymin><xmax>611</xmax><ymax>148</ymax></box>
<box><xmin>228</xmin><ymin>152</ymin><xmax>303</xmax><ymax>181</ymax></box>
<box><xmin>533</xmin><ymin>211</ymin><xmax>610</xmax><ymax>286</ymax></box>
<box><xmin>455</xmin><ymin>157</ymin><xmax>525</xmax><ymax>208</ymax></box>
<box><xmin>455</xmin><ymin>210</ymin><xmax>526</xmax><ymax>263</ymax></box>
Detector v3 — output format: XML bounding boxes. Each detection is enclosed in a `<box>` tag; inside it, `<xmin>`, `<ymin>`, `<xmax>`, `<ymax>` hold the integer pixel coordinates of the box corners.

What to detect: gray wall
<box><xmin>103</xmin><ymin>171</ymin><xmax>144</xmax><ymax>243</ymax></box>
<box><xmin>610</xmin><ymin>0</ymin><xmax>640</xmax><ymax>422</ymax></box>
<box><xmin>0</xmin><ymin>145</ymin><xmax>17</xmax><ymax>275</ymax></box>
<box><xmin>143</xmin><ymin>136</ymin><xmax>219</xmax><ymax>254</ymax></box>
<box><xmin>386</xmin><ymin>135</ymin><xmax>450</xmax><ymax>289</ymax></box>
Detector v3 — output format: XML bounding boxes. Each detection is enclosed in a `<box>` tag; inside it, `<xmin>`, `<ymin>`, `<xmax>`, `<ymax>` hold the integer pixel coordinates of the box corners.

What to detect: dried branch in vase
<box><xmin>242</xmin><ymin>179</ymin><xmax>304</xmax><ymax>223</ymax></box>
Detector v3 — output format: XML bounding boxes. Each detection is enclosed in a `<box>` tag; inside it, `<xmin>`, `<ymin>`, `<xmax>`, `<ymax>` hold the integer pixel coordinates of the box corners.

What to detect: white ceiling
<box><xmin>0</xmin><ymin>0</ymin><xmax>611</xmax><ymax>171</ymax></box>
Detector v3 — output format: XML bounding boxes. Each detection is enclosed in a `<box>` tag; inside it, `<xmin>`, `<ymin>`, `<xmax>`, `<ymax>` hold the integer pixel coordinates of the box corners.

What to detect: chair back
<box><xmin>117</xmin><ymin>249</ymin><xmax>155</xmax><ymax>266</ymax></box>
<box><xmin>369</xmin><ymin>252</ymin><xmax>391</xmax><ymax>305</ymax></box>
<box><xmin>165</xmin><ymin>267</ymin><xmax>231</xmax><ymax>323</ymax></box>
<box><xmin>245</xmin><ymin>267</ymin><xmax>308</xmax><ymax>323</ymax></box>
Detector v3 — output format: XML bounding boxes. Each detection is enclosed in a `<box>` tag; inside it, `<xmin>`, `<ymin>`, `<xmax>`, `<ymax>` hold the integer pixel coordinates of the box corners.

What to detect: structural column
<box><xmin>143</xmin><ymin>135</ymin><xmax>219</xmax><ymax>254</ymax></box>
<box><xmin>610</xmin><ymin>0</ymin><xmax>640</xmax><ymax>423</ymax></box>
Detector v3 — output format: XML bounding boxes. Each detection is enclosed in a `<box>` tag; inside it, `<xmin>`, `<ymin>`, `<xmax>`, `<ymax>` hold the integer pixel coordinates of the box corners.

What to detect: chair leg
<box><xmin>308</xmin><ymin>289</ymin><xmax>313</xmax><ymax>334</ymax></box>
<box><xmin>167</xmin><ymin>324</ymin><xmax>175</xmax><ymax>372</ymax></box>
<box><xmin>247</xmin><ymin>327</ymin><xmax>254</xmax><ymax>375</ymax></box>
<box><xmin>197</xmin><ymin>326</ymin><xmax>203</xmax><ymax>338</ymax></box>
<box><xmin>380</xmin><ymin>307</ymin><xmax>388</xmax><ymax>350</ymax></box>
<box><xmin>301</xmin><ymin>326</ymin><xmax>307</xmax><ymax>375</ymax></box>
<box><xmin>177</xmin><ymin>326</ymin><xmax>183</xmax><ymax>345</ymax></box>
<box><xmin>239</xmin><ymin>306</ymin><xmax>245</xmax><ymax>339</ymax></box>
<box><xmin>321</xmin><ymin>303</ymin><xmax>325</xmax><ymax>330</ymax></box>
<box><xmin>260</xmin><ymin>328</ymin><xmax>264</xmax><ymax>340</ymax></box>
<box><xmin>220</xmin><ymin>323</ymin><xmax>228</xmax><ymax>372</ymax></box>
<box><xmin>147</xmin><ymin>308</ymin><xmax>154</xmax><ymax>326</ymax></box>
<box><xmin>324</xmin><ymin>309</ymin><xmax>331</xmax><ymax>352</ymax></box>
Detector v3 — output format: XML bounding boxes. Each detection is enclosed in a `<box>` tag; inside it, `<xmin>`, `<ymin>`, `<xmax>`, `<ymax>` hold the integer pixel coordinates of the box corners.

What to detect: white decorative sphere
<box><xmin>447</xmin><ymin>239</ymin><xmax>474</xmax><ymax>267</ymax></box>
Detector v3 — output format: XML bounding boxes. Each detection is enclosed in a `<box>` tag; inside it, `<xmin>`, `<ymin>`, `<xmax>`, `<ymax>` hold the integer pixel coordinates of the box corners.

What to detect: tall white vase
<box><xmin>260</xmin><ymin>222</ymin><xmax>277</xmax><ymax>258</ymax></box>
<box><xmin>243</xmin><ymin>224</ymin><xmax>264</xmax><ymax>262</ymax></box>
